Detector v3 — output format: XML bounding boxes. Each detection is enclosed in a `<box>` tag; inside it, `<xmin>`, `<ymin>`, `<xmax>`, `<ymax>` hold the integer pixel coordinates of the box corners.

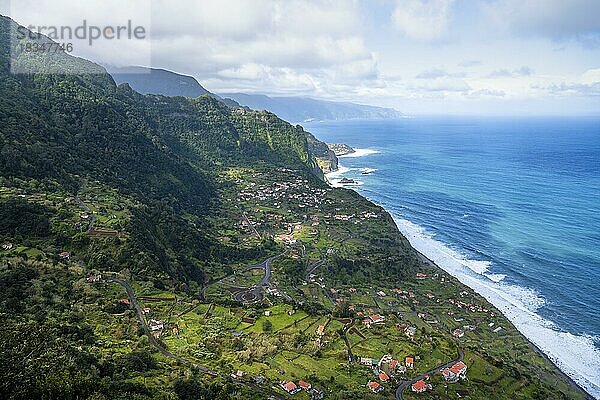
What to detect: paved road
<box><xmin>340</xmin><ymin>320</ymin><xmax>355</xmax><ymax>363</ymax></box>
<box><xmin>217</xmin><ymin>251</ymin><xmax>287</xmax><ymax>303</ymax></box>
<box><xmin>305</xmin><ymin>259</ymin><xmax>324</xmax><ymax>281</ymax></box>
<box><xmin>107</xmin><ymin>277</ymin><xmax>289</xmax><ymax>398</ymax></box>
<box><xmin>395</xmin><ymin>347</ymin><xmax>464</xmax><ymax>400</ymax></box>
<box><xmin>242</xmin><ymin>211</ymin><xmax>261</xmax><ymax>239</ymax></box>
<box><xmin>107</xmin><ymin>277</ymin><xmax>217</xmax><ymax>375</ymax></box>
<box><xmin>75</xmin><ymin>195</ymin><xmax>95</xmax><ymax>233</ymax></box>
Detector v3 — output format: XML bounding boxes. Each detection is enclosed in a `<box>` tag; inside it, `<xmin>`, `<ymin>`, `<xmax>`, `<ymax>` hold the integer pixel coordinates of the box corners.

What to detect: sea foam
<box><xmin>340</xmin><ymin>148</ymin><xmax>380</xmax><ymax>158</ymax></box>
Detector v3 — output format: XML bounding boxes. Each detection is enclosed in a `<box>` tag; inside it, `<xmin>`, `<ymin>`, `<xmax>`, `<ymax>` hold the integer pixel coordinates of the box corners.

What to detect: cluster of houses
<box><xmin>410</xmin><ymin>361</ymin><xmax>468</xmax><ymax>394</ymax></box>
<box><xmin>440</xmin><ymin>361</ymin><xmax>468</xmax><ymax>382</ymax></box>
<box><xmin>274</xmin><ymin>234</ymin><xmax>297</xmax><ymax>245</ymax></box>
<box><xmin>236</xmin><ymin>178</ymin><xmax>331</xmax><ymax>215</ymax></box>
<box><xmin>365</xmin><ymin>353</ymin><xmax>415</xmax><ymax>392</ymax></box>
<box><xmin>448</xmin><ymin>296</ymin><xmax>495</xmax><ymax>317</ymax></box>
<box><xmin>364</xmin><ymin>355</ymin><xmax>468</xmax><ymax>395</ymax></box>
<box><xmin>362</xmin><ymin>314</ymin><xmax>385</xmax><ymax>328</ymax></box>
<box><xmin>280</xmin><ymin>380</ymin><xmax>323</xmax><ymax>398</ymax></box>
<box><xmin>233</xmin><ymin>170</ymin><xmax>383</xmax><ymax>241</ymax></box>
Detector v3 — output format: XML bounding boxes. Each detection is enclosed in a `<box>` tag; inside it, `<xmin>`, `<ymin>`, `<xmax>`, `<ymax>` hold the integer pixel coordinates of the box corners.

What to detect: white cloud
<box><xmin>486</xmin><ymin>66</ymin><xmax>532</xmax><ymax>78</ymax></box>
<box><xmin>413</xmin><ymin>78</ymin><xmax>470</xmax><ymax>93</ymax></box>
<box><xmin>416</xmin><ymin>68</ymin><xmax>466</xmax><ymax>79</ymax></box>
<box><xmin>532</xmin><ymin>67</ymin><xmax>600</xmax><ymax>97</ymax></box>
<box><xmin>391</xmin><ymin>0</ymin><xmax>454</xmax><ymax>42</ymax></box>
<box><xmin>468</xmin><ymin>88</ymin><xmax>506</xmax><ymax>97</ymax></box>
<box><xmin>483</xmin><ymin>0</ymin><xmax>600</xmax><ymax>47</ymax></box>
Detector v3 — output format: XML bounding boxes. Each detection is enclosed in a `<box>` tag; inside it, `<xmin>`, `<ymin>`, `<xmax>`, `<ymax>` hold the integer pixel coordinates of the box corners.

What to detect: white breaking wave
<box><xmin>393</xmin><ymin>216</ymin><xmax>600</xmax><ymax>399</ymax></box>
<box><xmin>328</xmin><ymin>178</ymin><xmax>365</xmax><ymax>188</ymax></box>
<box><xmin>360</xmin><ymin>167</ymin><xmax>378</xmax><ymax>174</ymax></box>
<box><xmin>340</xmin><ymin>148</ymin><xmax>380</xmax><ymax>158</ymax></box>
<box><xmin>325</xmin><ymin>165</ymin><xmax>352</xmax><ymax>179</ymax></box>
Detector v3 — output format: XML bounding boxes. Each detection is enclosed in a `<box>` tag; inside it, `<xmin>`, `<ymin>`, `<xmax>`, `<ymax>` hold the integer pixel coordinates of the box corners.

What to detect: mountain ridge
<box><xmin>219</xmin><ymin>92</ymin><xmax>403</xmax><ymax>123</ymax></box>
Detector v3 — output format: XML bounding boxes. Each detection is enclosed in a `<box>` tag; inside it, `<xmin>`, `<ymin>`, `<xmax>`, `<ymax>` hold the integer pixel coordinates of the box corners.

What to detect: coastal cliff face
<box><xmin>0</xmin><ymin>15</ymin><xmax>590</xmax><ymax>400</ymax></box>
<box><xmin>304</xmin><ymin>131</ymin><xmax>339</xmax><ymax>173</ymax></box>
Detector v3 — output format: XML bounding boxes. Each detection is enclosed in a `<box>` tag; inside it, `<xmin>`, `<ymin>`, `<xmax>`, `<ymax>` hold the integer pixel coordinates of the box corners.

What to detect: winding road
<box><xmin>305</xmin><ymin>259</ymin><xmax>324</xmax><ymax>281</ymax></box>
<box><xmin>217</xmin><ymin>252</ymin><xmax>286</xmax><ymax>303</ymax></box>
<box><xmin>340</xmin><ymin>321</ymin><xmax>355</xmax><ymax>363</ymax></box>
<box><xmin>395</xmin><ymin>346</ymin><xmax>464</xmax><ymax>400</ymax></box>
<box><xmin>75</xmin><ymin>195</ymin><xmax>95</xmax><ymax>233</ymax></box>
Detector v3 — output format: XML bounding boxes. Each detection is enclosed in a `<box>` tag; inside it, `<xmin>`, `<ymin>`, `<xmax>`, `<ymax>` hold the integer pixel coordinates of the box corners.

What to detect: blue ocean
<box><xmin>305</xmin><ymin>117</ymin><xmax>600</xmax><ymax>397</ymax></box>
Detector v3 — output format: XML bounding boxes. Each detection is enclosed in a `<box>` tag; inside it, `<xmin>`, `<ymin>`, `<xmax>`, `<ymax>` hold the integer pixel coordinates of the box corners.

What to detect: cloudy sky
<box><xmin>4</xmin><ymin>0</ymin><xmax>600</xmax><ymax>115</ymax></box>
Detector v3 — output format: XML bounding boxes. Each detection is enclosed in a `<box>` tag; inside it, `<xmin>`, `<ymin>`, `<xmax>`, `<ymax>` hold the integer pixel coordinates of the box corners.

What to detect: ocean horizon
<box><xmin>306</xmin><ymin>116</ymin><xmax>600</xmax><ymax>398</ymax></box>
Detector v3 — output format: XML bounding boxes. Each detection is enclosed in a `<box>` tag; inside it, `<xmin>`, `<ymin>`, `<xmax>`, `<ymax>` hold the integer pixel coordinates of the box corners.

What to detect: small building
<box><xmin>411</xmin><ymin>379</ymin><xmax>429</xmax><ymax>393</ymax></box>
<box><xmin>450</xmin><ymin>361</ymin><xmax>468</xmax><ymax>377</ymax></box>
<box><xmin>441</xmin><ymin>368</ymin><xmax>454</xmax><ymax>381</ymax></box>
<box><xmin>172</xmin><ymin>327</ymin><xmax>179</xmax><ymax>335</ymax></box>
<box><xmin>416</xmin><ymin>273</ymin><xmax>427</xmax><ymax>280</ymax></box>
<box><xmin>264</xmin><ymin>311</ymin><xmax>271</xmax><ymax>316</ymax></box>
<box><xmin>86</xmin><ymin>274</ymin><xmax>102</xmax><ymax>283</ymax></box>
<box><xmin>280</xmin><ymin>381</ymin><xmax>301</xmax><ymax>395</ymax></box>
<box><xmin>242</xmin><ymin>317</ymin><xmax>256</xmax><ymax>324</ymax></box>
<box><xmin>405</xmin><ymin>356</ymin><xmax>414</xmax><ymax>368</ymax></box>
<box><xmin>378</xmin><ymin>372</ymin><xmax>390</xmax><ymax>382</ymax></box>
<box><xmin>288</xmin><ymin>309</ymin><xmax>296</xmax><ymax>315</ymax></box>
<box><xmin>367</xmin><ymin>381</ymin><xmax>383</xmax><ymax>393</ymax></box>
<box><xmin>59</xmin><ymin>251</ymin><xmax>70</xmax><ymax>259</ymax></box>
<box><xmin>149</xmin><ymin>319</ymin><xmax>164</xmax><ymax>331</ymax></box>
<box><xmin>361</xmin><ymin>357</ymin><xmax>374</xmax><ymax>366</ymax></box>
<box><xmin>316</xmin><ymin>325</ymin><xmax>325</xmax><ymax>336</ymax></box>
<box><xmin>142</xmin><ymin>307</ymin><xmax>151</xmax><ymax>314</ymax></box>
<box><xmin>231</xmin><ymin>370</ymin><xmax>244</xmax><ymax>379</ymax></box>
<box><xmin>312</xmin><ymin>388</ymin><xmax>324</xmax><ymax>399</ymax></box>
<box><xmin>405</xmin><ymin>326</ymin><xmax>417</xmax><ymax>338</ymax></box>
<box><xmin>452</xmin><ymin>328</ymin><xmax>465</xmax><ymax>338</ymax></box>
<box><xmin>298</xmin><ymin>380</ymin><xmax>311</xmax><ymax>391</ymax></box>
<box><xmin>2</xmin><ymin>243</ymin><xmax>13</xmax><ymax>251</ymax></box>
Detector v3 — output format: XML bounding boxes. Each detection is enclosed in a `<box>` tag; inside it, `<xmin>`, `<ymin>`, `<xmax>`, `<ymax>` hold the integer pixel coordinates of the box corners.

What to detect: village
<box><xmin>1</xmin><ymin>166</ymin><xmax>549</xmax><ymax>400</ymax></box>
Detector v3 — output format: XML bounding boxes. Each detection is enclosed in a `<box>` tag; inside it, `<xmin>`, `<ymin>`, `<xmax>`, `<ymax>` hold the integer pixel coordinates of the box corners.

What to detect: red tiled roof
<box><xmin>283</xmin><ymin>381</ymin><xmax>297</xmax><ymax>391</ymax></box>
<box><xmin>370</xmin><ymin>315</ymin><xmax>384</xmax><ymax>322</ymax></box>
<box><xmin>412</xmin><ymin>380</ymin><xmax>427</xmax><ymax>391</ymax></box>
<box><xmin>379</xmin><ymin>372</ymin><xmax>389</xmax><ymax>382</ymax></box>
<box><xmin>368</xmin><ymin>381</ymin><xmax>381</xmax><ymax>390</ymax></box>
<box><xmin>450</xmin><ymin>361</ymin><xmax>467</xmax><ymax>374</ymax></box>
<box><xmin>298</xmin><ymin>380</ymin><xmax>311</xmax><ymax>389</ymax></box>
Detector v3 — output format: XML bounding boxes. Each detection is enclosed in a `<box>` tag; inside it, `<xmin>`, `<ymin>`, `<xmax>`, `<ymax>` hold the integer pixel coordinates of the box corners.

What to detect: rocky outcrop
<box><xmin>327</xmin><ymin>143</ymin><xmax>355</xmax><ymax>157</ymax></box>
<box><xmin>304</xmin><ymin>132</ymin><xmax>339</xmax><ymax>173</ymax></box>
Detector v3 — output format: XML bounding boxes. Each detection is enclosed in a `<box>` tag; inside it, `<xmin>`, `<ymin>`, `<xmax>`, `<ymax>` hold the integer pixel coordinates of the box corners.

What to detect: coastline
<box><xmin>412</xmin><ymin>247</ymin><xmax>593</xmax><ymax>400</ymax></box>
<box><xmin>324</xmin><ymin>149</ymin><xmax>598</xmax><ymax>399</ymax></box>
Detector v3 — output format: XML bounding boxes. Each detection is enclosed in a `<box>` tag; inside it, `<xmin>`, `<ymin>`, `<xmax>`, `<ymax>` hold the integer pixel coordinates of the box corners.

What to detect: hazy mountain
<box><xmin>219</xmin><ymin>93</ymin><xmax>403</xmax><ymax>122</ymax></box>
<box><xmin>107</xmin><ymin>66</ymin><xmax>239</xmax><ymax>106</ymax></box>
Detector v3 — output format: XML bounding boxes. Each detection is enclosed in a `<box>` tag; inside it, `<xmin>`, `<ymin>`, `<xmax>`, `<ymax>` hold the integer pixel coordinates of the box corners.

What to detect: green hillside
<box><xmin>0</xmin><ymin>15</ymin><xmax>589</xmax><ymax>400</ymax></box>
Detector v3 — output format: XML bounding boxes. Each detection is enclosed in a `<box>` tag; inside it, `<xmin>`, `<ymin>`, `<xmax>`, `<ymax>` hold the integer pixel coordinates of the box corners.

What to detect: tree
<box><xmin>262</xmin><ymin>319</ymin><xmax>273</xmax><ymax>332</ymax></box>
